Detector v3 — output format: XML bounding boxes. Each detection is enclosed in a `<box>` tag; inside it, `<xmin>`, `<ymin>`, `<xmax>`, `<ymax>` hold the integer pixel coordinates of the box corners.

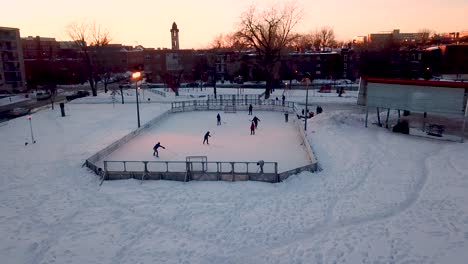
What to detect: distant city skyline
<box><xmin>3</xmin><ymin>0</ymin><xmax>467</xmax><ymax>49</ymax></box>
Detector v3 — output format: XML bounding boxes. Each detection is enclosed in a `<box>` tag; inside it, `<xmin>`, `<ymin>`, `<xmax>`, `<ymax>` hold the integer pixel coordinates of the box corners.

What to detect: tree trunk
<box><xmin>120</xmin><ymin>87</ymin><xmax>124</xmax><ymax>104</ymax></box>
<box><xmin>90</xmin><ymin>78</ymin><xmax>97</xmax><ymax>96</ymax></box>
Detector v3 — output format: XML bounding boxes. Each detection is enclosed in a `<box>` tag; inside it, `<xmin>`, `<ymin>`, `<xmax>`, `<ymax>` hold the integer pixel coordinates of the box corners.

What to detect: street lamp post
<box><xmin>132</xmin><ymin>72</ymin><xmax>141</xmax><ymax>128</ymax></box>
<box><xmin>27</xmin><ymin>115</ymin><xmax>36</xmax><ymax>144</ymax></box>
<box><xmin>304</xmin><ymin>72</ymin><xmax>311</xmax><ymax>131</ymax></box>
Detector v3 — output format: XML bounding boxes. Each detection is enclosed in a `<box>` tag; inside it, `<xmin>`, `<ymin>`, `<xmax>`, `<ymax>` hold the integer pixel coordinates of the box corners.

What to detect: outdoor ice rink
<box><xmin>100</xmin><ymin>111</ymin><xmax>311</xmax><ymax>172</ymax></box>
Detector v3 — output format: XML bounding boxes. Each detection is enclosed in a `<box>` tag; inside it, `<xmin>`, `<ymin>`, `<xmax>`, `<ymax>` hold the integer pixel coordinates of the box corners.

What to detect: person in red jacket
<box><xmin>250</xmin><ymin>122</ymin><xmax>255</xmax><ymax>135</ymax></box>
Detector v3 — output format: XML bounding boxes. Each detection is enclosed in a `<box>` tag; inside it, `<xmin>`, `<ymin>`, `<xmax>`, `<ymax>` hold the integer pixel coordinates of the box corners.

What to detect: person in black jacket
<box><xmin>153</xmin><ymin>142</ymin><xmax>166</xmax><ymax>157</ymax></box>
<box><xmin>252</xmin><ymin>116</ymin><xmax>260</xmax><ymax>128</ymax></box>
<box><xmin>203</xmin><ymin>131</ymin><xmax>211</xmax><ymax>144</ymax></box>
<box><xmin>217</xmin><ymin>113</ymin><xmax>221</xmax><ymax>126</ymax></box>
<box><xmin>248</xmin><ymin>104</ymin><xmax>253</xmax><ymax>115</ymax></box>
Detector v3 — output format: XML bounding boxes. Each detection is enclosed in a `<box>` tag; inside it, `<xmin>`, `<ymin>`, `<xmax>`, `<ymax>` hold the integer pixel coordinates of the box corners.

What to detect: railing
<box><xmin>171</xmin><ymin>98</ymin><xmax>297</xmax><ymax>112</ymax></box>
<box><xmin>86</xmin><ymin>97</ymin><xmax>318</xmax><ymax>183</ymax></box>
<box><xmin>148</xmin><ymin>88</ymin><xmax>167</xmax><ymax>97</ymax></box>
<box><xmin>103</xmin><ymin>160</ymin><xmax>280</xmax><ymax>183</ymax></box>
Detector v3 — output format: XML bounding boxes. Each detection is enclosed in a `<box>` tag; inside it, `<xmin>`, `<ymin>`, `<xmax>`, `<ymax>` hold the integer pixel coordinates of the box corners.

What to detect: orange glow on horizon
<box><xmin>2</xmin><ymin>0</ymin><xmax>467</xmax><ymax>49</ymax></box>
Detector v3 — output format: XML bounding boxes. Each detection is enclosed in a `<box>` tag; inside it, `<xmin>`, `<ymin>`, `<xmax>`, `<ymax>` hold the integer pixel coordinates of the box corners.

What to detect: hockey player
<box><xmin>203</xmin><ymin>131</ymin><xmax>211</xmax><ymax>144</ymax></box>
<box><xmin>252</xmin><ymin>116</ymin><xmax>260</xmax><ymax>128</ymax></box>
<box><xmin>257</xmin><ymin>160</ymin><xmax>264</xmax><ymax>173</ymax></box>
<box><xmin>217</xmin><ymin>113</ymin><xmax>221</xmax><ymax>126</ymax></box>
<box><xmin>250</xmin><ymin>122</ymin><xmax>255</xmax><ymax>135</ymax></box>
<box><xmin>153</xmin><ymin>142</ymin><xmax>166</xmax><ymax>157</ymax></box>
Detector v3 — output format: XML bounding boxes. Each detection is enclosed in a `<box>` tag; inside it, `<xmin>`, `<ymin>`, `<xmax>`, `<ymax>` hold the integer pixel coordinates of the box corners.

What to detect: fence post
<box><xmin>103</xmin><ymin>161</ymin><xmax>108</xmax><ymax>181</ymax></box>
<box><xmin>143</xmin><ymin>161</ymin><xmax>148</xmax><ymax>181</ymax></box>
<box><xmin>275</xmin><ymin>162</ymin><xmax>279</xmax><ymax>183</ymax></box>
<box><xmin>231</xmin><ymin>162</ymin><xmax>235</xmax><ymax>182</ymax></box>
<box><xmin>123</xmin><ymin>161</ymin><xmax>127</xmax><ymax>172</ymax></box>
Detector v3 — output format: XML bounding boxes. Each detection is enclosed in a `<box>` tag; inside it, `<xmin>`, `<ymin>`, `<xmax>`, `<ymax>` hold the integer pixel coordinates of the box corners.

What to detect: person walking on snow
<box><xmin>250</xmin><ymin>122</ymin><xmax>256</xmax><ymax>135</ymax></box>
<box><xmin>282</xmin><ymin>94</ymin><xmax>285</xmax><ymax>106</ymax></box>
<box><xmin>153</xmin><ymin>142</ymin><xmax>166</xmax><ymax>157</ymax></box>
<box><xmin>203</xmin><ymin>131</ymin><xmax>211</xmax><ymax>144</ymax></box>
<box><xmin>217</xmin><ymin>113</ymin><xmax>221</xmax><ymax>126</ymax></box>
<box><xmin>248</xmin><ymin>104</ymin><xmax>253</xmax><ymax>115</ymax></box>
<box><xmin>252</xmin><ymin>116</ymin><xmax>260</xmax><ymax>128</ymax></box>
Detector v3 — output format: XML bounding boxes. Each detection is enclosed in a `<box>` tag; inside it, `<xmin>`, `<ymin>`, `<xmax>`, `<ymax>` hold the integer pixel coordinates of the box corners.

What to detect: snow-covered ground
<box><xmin>0</xmin><ymin>95</ymin><xmax>30</xmax><ymax>106</ymax></box>
<box><xmin>1</xmin><ymin>91</ymin><xmax>468</xmax><ymax>264</ymax></box>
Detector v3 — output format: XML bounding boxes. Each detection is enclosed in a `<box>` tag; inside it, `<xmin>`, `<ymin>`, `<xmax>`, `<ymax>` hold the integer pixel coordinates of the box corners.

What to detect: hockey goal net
<box><xmin>186</xmin><ymin>156</ymin><xmax>208</xmax><ymax>172</ymax></box>
<box><xmin>224</xmin><ymin>105</ymin><xmax>237</xmax><ymax>113</ymax></box>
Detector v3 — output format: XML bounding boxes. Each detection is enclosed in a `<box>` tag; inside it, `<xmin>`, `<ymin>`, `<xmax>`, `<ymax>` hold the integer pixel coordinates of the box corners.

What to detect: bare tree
<box><xmin>234</xmin><ymin>1</ymin><xmax>303</xmax><ymax>98</ymax></box>
<box><xmin>66</xmin><ymin>21</ymin><xmax>111</xmax><ymax>96</ymax></box>
<box><xmin>288</xmin><ymin>33</ymin><xmax>314</xmax><ymax>51</ymax></box>
<box><xmin>418</xmin><ymin>28</ymin><xmax>434</xmax><ymax>44</ymax></box>
<box><xmin>314</xmin><ymin>26</ymin><xmax>336</xmax><ymax>49</ymax></box>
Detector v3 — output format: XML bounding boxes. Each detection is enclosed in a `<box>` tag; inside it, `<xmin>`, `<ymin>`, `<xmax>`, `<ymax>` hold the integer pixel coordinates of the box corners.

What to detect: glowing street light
<box><xmin>132</xmin><ymin>72</ymin><xmax>141</xmax><ymax>128</ymax></box>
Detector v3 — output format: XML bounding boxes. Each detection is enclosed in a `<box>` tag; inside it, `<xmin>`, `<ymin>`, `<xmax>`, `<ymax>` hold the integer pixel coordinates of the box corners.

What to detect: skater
<box><xmin>316</xmin><ymin>105</ymin><xmax>323</xmax><ymax>114</ymax></box>
<box><xmin>203</xmin><ymin>131</ymin><xmax>211</xmax><ymax>144</ymax></box>
<box><xmin>217</xmin><ymin>113</ymin><xmax>221</xmax><ymax>126</ymax></box>
<box><xmin>153</xmin><ymin>142</ymin><xmax>166</xmax><ymax>157</ymax></box>
<box><xmin>248</xmin><ymin>104</ymin><xmax>253</xmax><ymax>115</ymax></box>
<box><xmin>252</xmin><ymin>116</ymin><xmax>260</xmax><ymax>128</ymax></box>
<box><xmin>250</xmin><ymin>122</ymin><xmax>256</xmax><ymax>135</ymax></box>
<box><xmin>282</xmin><ymin>94</ymin><xmax>285</xmax><ymax>106</ymax></box>
<box><xmin>257</xmin><ymin>160</ymin><xmax>264</xmax><ymax>173</ymax></box>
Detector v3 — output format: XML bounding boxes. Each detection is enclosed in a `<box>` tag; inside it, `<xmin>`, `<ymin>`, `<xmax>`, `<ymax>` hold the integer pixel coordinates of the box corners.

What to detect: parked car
<box><xmin>5</xmin><ymin>107</ymin><xmax>30</xmax><ymax>118</ymax></box>
<box><xmin>66</xmin><ymin>90</ymin><xmax>90</xmax><ymax>101</ymax></box>
<box><xmin>36</xmin><ymin>91</ymin><xmax>51</xmax><ymax>101</ymax></box>
<box><xmin>119</xmin><ymin>83</ymin><xmax>131</xmax><ymax>88</ymax></box>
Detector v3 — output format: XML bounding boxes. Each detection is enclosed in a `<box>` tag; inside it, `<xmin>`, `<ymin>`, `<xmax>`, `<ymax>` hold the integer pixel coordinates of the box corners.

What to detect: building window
<box><xmin>316</xmin><ymin>64</ymin><xmax>321</xmax><ymax>68</ymax></box>
<box><xmin>316</xmin><ymin>56</ymin><xmax>320</xmax><ymax>61</ymax></box>
<box><xmin>344</xmin><ymin>63</ymin><xmax>347</xmax><ymax>69</ymax></box>
<box><xmin>316</xmin><ymin>71</ymin><xmax>321</xmax><ymax>74</ymax></box>
<box><xmin>344</xmin><ymin>55</ymin><xmax>348</xmax><ymax>61</ymax></box>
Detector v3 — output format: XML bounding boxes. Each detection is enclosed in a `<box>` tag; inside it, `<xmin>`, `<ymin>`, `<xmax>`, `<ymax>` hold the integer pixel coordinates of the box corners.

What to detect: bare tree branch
<box><xmin>234</xmin><ymin>1</ymin><xmax>303</xmax><ymax>98</ymax></box>
<box><xmin>66</xmin><ymin>21</ymin><xmax>112</xmax><ymax>96</ymax></box>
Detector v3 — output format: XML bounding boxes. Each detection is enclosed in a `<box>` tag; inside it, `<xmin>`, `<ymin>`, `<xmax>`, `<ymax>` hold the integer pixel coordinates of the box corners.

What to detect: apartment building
<box><xmin>0</xmin><ymin>27</ymin><xmax>26</xmax><ymax>92</ymax></box>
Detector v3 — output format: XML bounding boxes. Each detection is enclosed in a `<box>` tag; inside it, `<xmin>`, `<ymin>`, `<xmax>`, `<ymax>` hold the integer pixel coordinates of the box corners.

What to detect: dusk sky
<box><xmin>2</xmin><ymin>0</ymin><xmax>467</xmax><ymax>49</ymax></box>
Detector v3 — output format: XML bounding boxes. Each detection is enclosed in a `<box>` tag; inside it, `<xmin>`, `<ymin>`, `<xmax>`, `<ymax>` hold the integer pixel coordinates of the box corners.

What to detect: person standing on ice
<box><xmin>217</xmin><ymin>113</ymin><xmax>221</xmax><ymax>126</ymax></box>
<box><xmin>203</xmin><ymin>131</ymin><xmax>211</xmax><ymax>144</ymax></box>
<box><xmin>248</xmin><ymin>104</ymin><xmax>253</xmax><ymax>115</ymax></box>
<box><xmin>250</xmin><ymin>122</ymin><xmax>256</xmax><ymax>135</ymax></box>
<box><xmin>257</xmin><ymin>160</ymin><xmax>264</xmax><ymax>173</ymax></box>
<box><xmin>153</xmin><ymin>142</ymin><xmax>166</xmax><ymax>157</ymax></box>
<box><xmin>252</xmin><ymin>116</ymin><xmax>260</xmax><ymax>128</ymax></box>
